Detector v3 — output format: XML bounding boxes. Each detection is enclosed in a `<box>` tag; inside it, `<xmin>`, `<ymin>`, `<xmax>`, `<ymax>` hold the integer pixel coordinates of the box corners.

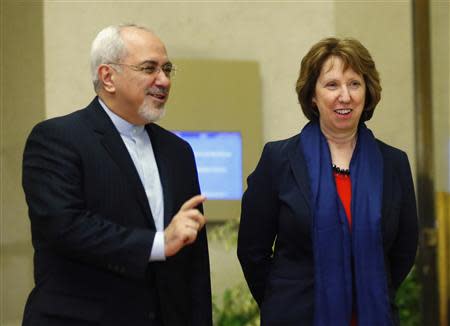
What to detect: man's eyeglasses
<box><xmin>109</xmin><ymin>62</ymin><xmax>176</xmax><ymax>78</ymax></box>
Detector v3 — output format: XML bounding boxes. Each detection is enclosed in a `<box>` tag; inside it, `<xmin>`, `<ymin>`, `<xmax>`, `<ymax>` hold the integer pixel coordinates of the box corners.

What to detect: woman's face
<box><xmin>313</xmin><ymin>56</ymin><xmax>366</xmax><ymax>136</ymax></box>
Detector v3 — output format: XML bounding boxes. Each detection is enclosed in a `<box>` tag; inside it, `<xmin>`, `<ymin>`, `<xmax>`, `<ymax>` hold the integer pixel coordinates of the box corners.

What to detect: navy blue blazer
<box><xmin>237</xmin><ymin>133</ymin><xmax>418</xmax><ymax>325</ymax></box>
<box><xmin>22</xmin><ymin>98</ymin><xmax>212</xmax><ymax>326</ymax></box>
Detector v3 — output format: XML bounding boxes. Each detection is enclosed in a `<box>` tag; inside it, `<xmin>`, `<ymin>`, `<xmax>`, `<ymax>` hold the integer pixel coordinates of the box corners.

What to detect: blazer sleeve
<box><xmin>237</xmin><ymin>143</ymin><xmax>279</xmax><ymax>306</ymax></box>
<box><xmin>388</xmin><ymin>151</ymin><xmax>419</xmax><ymax>289</ymax></box>
<box><xmin>22</xmin><ymin>121</ymin><xmax>155</xmax><ymax>281</ymax></box>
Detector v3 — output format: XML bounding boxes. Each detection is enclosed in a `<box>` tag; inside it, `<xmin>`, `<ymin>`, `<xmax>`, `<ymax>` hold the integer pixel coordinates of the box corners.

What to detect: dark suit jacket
<box><xmin>22</xmin><ymin>98</ymin><xmax>212</xmax><ymax>326</ymax></box>
<box><xmin>237</xmin><ymin>133</ymin><xmax>418</xmax><ymax>325</ymax></box>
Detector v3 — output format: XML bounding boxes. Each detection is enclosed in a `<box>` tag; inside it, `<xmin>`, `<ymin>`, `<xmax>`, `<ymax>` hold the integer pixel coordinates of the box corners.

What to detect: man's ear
<box><xmin>98</xmin><ymin>64</ymin><xmax>116</xmax><ymax>93</ymax></box>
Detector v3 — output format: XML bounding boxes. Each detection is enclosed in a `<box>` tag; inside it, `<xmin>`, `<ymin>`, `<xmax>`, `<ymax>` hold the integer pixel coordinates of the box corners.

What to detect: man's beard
<box><xmin>138</xmin><ymin>99</ymin><xmax>166</xmax><ymax>123</ymax></box>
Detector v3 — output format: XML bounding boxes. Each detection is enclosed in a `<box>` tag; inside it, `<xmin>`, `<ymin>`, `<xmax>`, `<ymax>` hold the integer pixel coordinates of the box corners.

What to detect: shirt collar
<box><xmin>98</xmin><ymin>98</ymin><xmax>145</xmax><ymax>138</ymax></box>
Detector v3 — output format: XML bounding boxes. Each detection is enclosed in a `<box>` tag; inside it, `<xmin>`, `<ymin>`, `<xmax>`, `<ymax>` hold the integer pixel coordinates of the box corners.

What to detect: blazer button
<box><xmin>148</xmin><ymin>312</ymin><xmax>156</xmax><ymax>320</ymax></box>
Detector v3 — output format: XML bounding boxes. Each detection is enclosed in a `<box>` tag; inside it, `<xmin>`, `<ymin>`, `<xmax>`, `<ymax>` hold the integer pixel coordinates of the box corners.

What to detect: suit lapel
<box><xmin>84</xmin><ymin>98</ymin><xmax>155</xmax><ymax>228</ymax></box>
<box><xmin>146</xmin><ymin>124</ymin><xmax>174</xmax><ymax>228</ymax></box>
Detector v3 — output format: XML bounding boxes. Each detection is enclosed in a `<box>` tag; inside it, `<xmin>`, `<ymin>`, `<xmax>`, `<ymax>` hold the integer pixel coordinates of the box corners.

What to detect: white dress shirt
<box><xmin>99</xmin><ymin>98</ymin><xmax>165</xmax><ymax>261</ymax></box>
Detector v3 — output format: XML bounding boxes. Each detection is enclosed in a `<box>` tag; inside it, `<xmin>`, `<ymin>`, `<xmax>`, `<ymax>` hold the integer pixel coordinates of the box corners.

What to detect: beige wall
<box><xmin>2</xmin><ymin>1</ymin><xmax>418</xmax><ymax>324</ymax></box>
<box><xmin>1</xmin><ymin>1</ymin><xmax>45</xmax><ymax>324</ymax></box>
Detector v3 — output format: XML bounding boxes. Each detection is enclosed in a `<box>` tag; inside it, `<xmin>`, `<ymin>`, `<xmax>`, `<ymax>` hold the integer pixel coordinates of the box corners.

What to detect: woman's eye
<box><xmin>349</xmin><ymin>81</ymin><xmax>361</xmax><ymax>88</ymax></box>
<box><xmin>326</xmin><ymin>82</ymin><xmax>337</xmax><ymax>89</ymax></box>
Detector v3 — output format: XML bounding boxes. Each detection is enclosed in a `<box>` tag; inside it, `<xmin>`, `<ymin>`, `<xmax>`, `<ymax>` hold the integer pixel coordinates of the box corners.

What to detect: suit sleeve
<box><xmin>237</xmin><ymin>143</ymin><xmax>279</xmax><ymax>306</ymax></box>
<box><xmin>22</xmin><ymin>121</ymin><xmax>154</xmax><ymax>281</ymax></box>
<box><xmin>186</xmin><ymin>144</ymin><xmax>213</xmax><ymax>325</ymax></box>
<box><xmin>388</xmin><ymin>152</ymin><xmax>419</xmax><ymax>289</ymax></box>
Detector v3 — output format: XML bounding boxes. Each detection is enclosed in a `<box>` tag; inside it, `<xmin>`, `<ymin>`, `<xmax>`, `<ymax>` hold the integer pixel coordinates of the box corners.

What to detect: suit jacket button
<box><xmin>148</xmin><ymin>312</ymin><xmax>156</xmax><ymax>320</ymax></box>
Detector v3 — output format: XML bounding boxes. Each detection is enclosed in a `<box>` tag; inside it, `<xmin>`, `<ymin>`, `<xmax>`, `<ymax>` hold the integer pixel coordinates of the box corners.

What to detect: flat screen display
<box><xmin>173</xmin><ymin>131</ymin><xmax>242</xmax><ymax>200</ymax></box>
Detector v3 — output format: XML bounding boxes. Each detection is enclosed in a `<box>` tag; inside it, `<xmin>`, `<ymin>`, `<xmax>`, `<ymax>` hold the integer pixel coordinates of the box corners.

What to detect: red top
<box><xmin>334</xmin><ymin>172</ymin><xmax>357</xmax><ymax>326</ymax></box>
<box><xmin>334</xmin><ymin>173</ymin><xmax>352</xmax><ymax>229</ymax></box>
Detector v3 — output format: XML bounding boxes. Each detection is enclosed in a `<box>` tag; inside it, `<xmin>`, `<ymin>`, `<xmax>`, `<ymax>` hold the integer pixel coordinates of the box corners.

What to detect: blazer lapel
<box><xmin>84</xmin><ymin>98</ymin><xmax>155</xmax><ymax>228</ymax></box>
<box><xmin>288</xmin><ymin>137</ymin><xmax>312</xmax><ymax>214</ymax></box>
<box><xmin>146</xmin><ymin>124</ymin><xmax>174</xmax><ymax>228</ymax></box>
<box><xmin>381</xmin><ymin>151</ymin><xmax>394</xmax><ymax>221</ymax></box>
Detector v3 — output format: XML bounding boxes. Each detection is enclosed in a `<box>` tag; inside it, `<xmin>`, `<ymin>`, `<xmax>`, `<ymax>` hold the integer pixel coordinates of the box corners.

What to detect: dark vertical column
<box><xmin>412</xmin><ymin>0</ymin><xmax>439</xmax><ymax>325</ymax></box>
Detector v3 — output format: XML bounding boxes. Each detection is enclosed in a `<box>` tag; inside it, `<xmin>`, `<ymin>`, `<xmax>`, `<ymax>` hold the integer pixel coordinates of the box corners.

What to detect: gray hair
<box><xmin>90</xmin><ymin>24</ymin><xmax>152</xmax><ymax>92</ymax></box>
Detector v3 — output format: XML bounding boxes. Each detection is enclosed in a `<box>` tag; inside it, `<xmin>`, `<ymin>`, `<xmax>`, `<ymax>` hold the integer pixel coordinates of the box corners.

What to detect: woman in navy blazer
<box><xmin>237</xmin><ymin>38</ymin><xmax>418</xmax><ymax>325</ymax></box>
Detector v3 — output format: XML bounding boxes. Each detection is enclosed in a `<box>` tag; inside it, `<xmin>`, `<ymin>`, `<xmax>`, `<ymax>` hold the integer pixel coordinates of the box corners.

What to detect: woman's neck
<box><xmin>320</xmin><ymin>125</ymin><xmax>358</xmax><ymax>169</ymax></box>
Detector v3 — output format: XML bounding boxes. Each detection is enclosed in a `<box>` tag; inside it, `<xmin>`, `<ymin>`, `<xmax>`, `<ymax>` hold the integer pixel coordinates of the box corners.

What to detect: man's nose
<box><xmin>154</xmin><ymin>69</ymin><xmax>171</xmax><ymax>87</ymax></box>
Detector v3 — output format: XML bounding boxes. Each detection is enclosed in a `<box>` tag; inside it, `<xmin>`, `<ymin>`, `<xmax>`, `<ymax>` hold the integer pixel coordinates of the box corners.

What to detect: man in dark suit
<box><xmin>22</xmin><ymin>24</ymin><xmax>212</xmax><ymax>326</ymax></box>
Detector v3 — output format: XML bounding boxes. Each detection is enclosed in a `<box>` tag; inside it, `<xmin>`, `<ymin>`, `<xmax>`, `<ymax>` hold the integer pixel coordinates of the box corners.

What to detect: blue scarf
<box><xmin>300</xmin><ymin>122</ymin><xmax>392</xmax><ymax>326</ymax></box>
